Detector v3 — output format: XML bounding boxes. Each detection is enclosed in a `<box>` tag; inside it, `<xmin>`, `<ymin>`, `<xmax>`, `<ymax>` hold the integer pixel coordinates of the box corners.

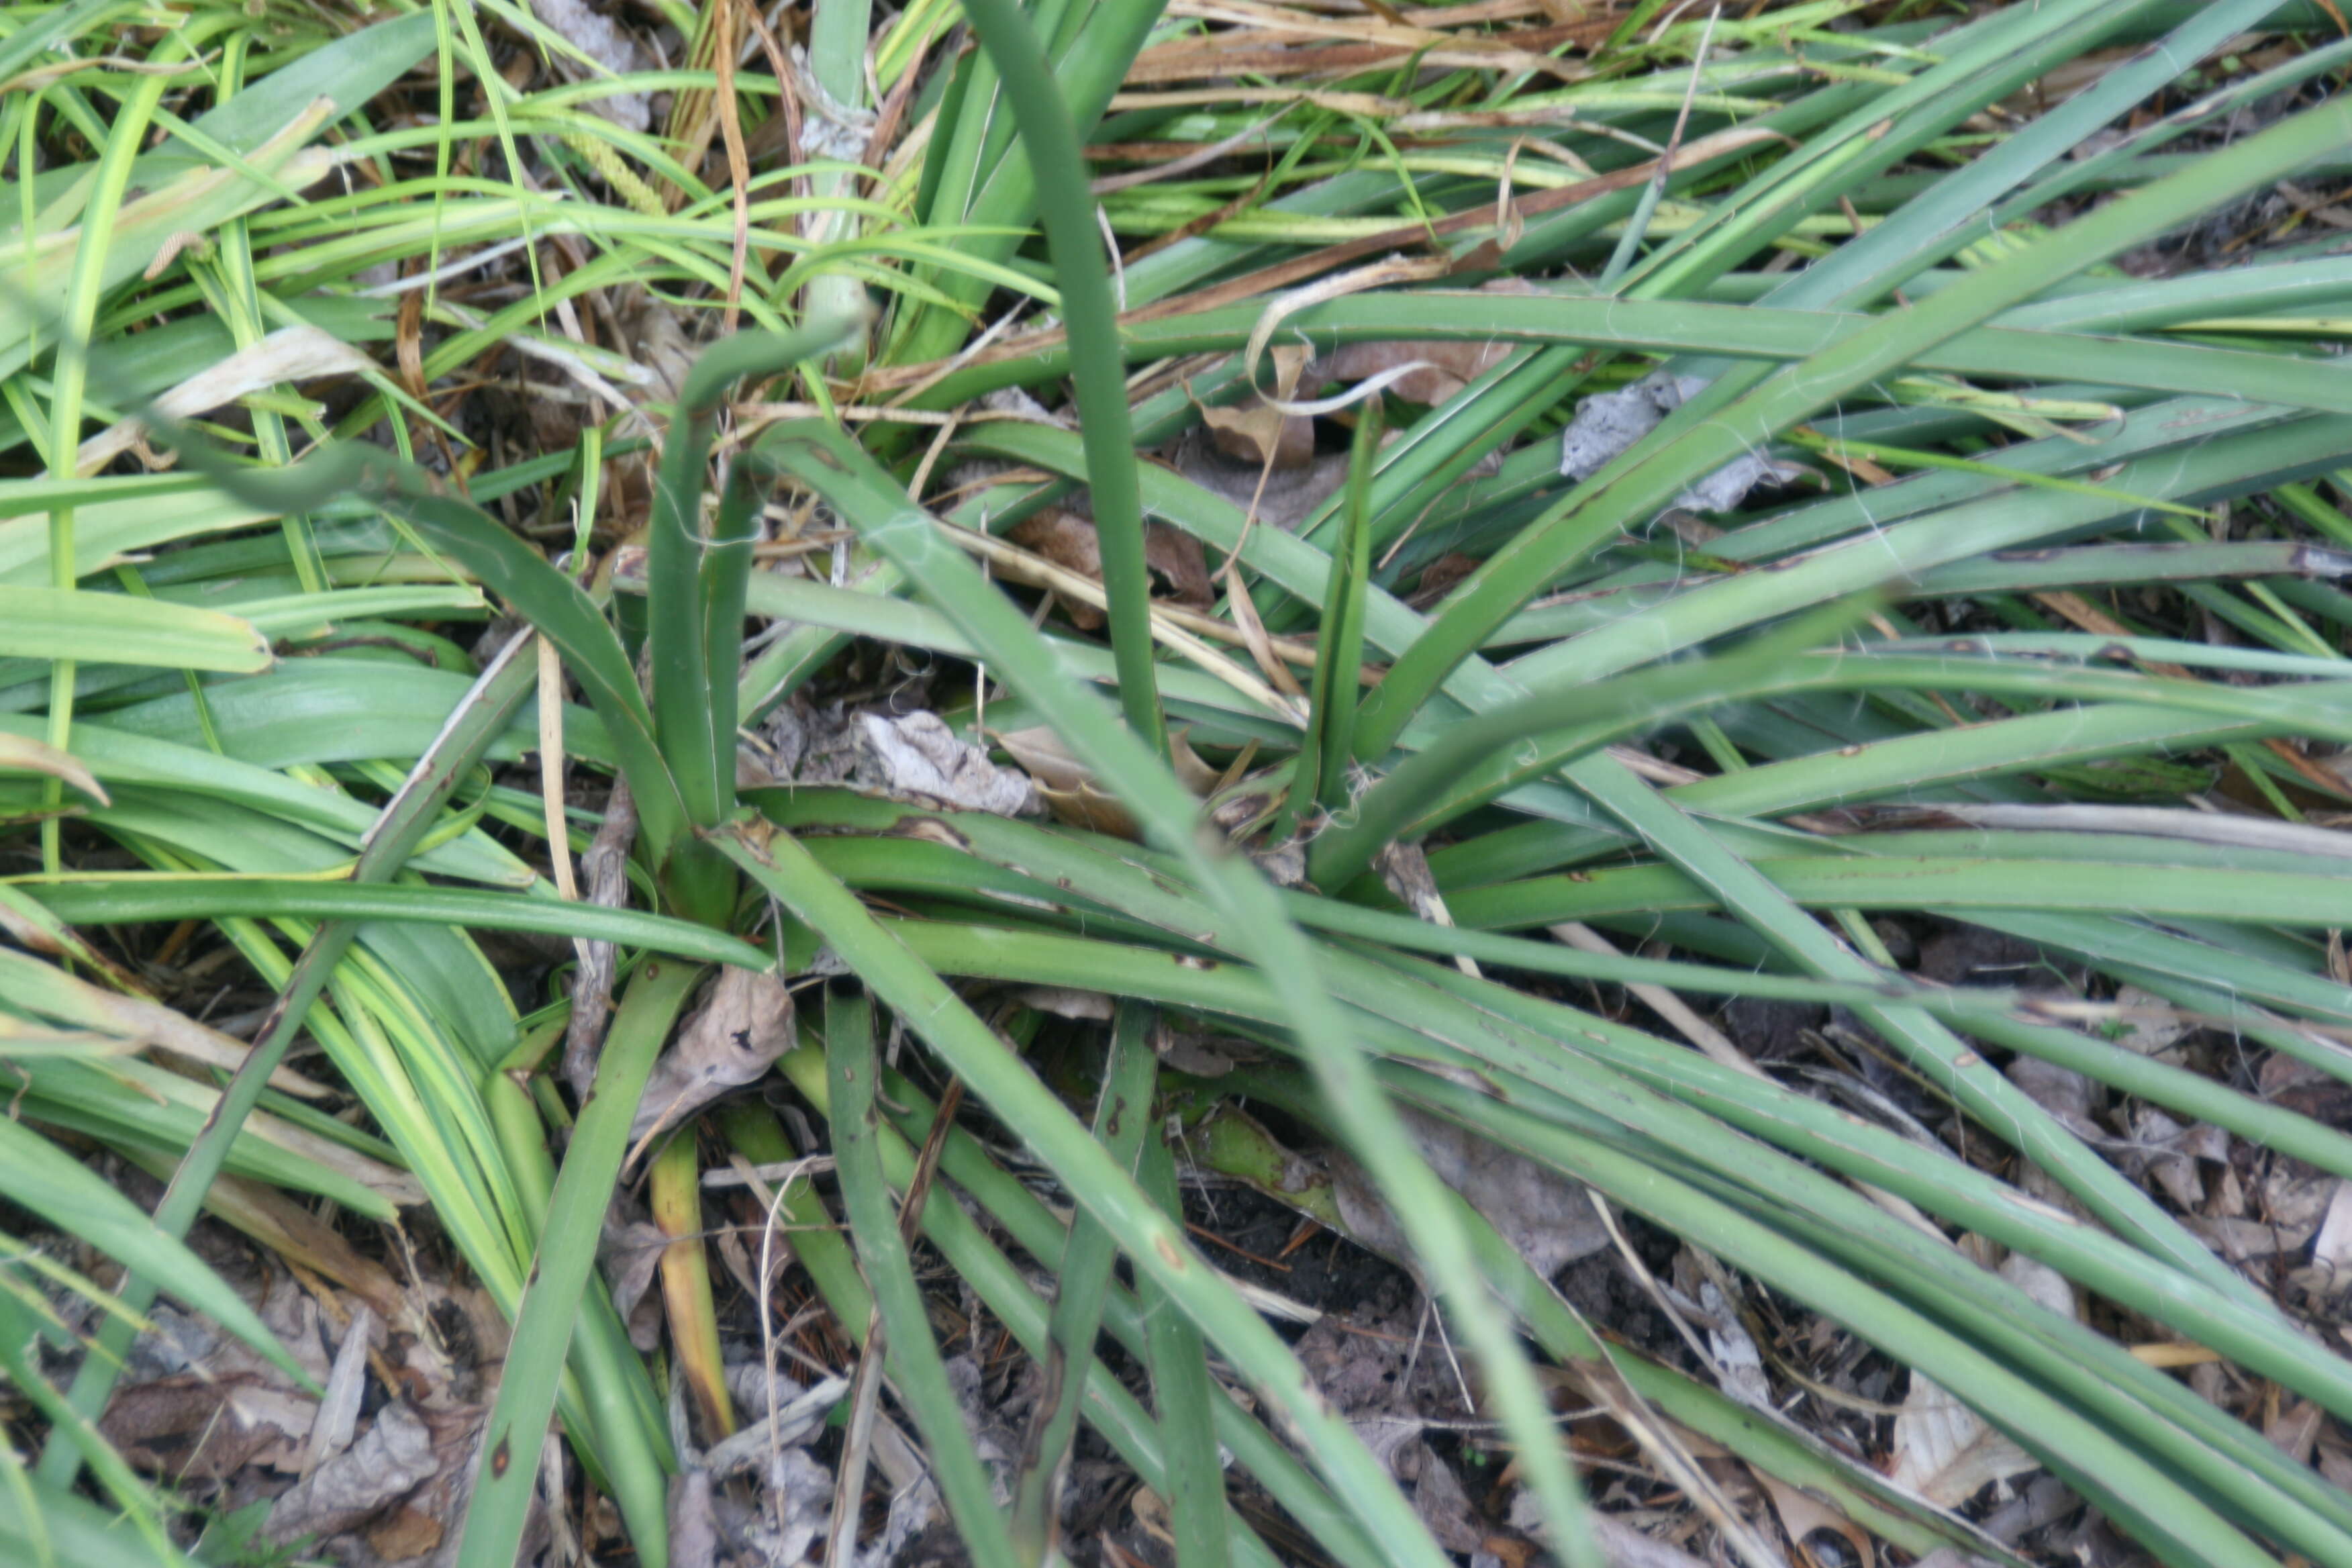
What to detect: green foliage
<box><xmin>9</xmin><ymin>1</ymin><xmax>2352</xmax><ymax>1566</ymax></box>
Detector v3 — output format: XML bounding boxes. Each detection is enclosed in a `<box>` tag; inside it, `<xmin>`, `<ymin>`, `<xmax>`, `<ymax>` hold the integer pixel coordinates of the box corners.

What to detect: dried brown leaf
<box><xmin>996</xmin><ymin>724</ymin><xmax>1219</xmax><ymax>840</ymax></box>
<box><xmin>1755</xmin><ymin>1473</ymin><xmax>1873</xmax><ymax>1568</ymax></box>
<box><xmin>1889</xmin><ymin>1254</ymin><xmax>2073</xmax><ymax>1506</ymax></box>
<box><xmin>1007</xmin><ymin>509</ymin><xmax>1217</xmax><ymax>630</ymax></box>
<box><xmin>266</xmin><ymin>1402</ymin><xmax>441</xmax><ymax>1545</ymax></box>
<box><xmin>855</xmin><ymin>712</ymin><xmax>1041</xmax><ymax>817</ymax></box>
<box><xmin>1168</xmin><ymin>427</ymin><xmax>1349</xmax><ymax>532</ymax></box>
<box><xmin>1330</xmin><ymin>1105</ymin><xmax>1609</xmax><ymax>1285</ymax></box>
<box><xmin>632</xmin><ymin>967</ymin><xmax>797</xmax><ymax>1143</ymax></box>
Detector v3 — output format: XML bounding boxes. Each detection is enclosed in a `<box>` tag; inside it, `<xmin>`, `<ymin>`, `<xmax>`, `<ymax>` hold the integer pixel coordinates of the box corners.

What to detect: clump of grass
<box><xmin>8</xmin><ymin>3</ymin><xmax>2352</xmax><ymax>1568</ymax></box>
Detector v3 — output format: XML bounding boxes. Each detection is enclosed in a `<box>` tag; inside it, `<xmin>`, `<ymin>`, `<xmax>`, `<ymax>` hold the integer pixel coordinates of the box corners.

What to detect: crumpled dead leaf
<box><xmin>1317</xmin><ymin>329</ymin><xmax>1513</xmax><ymax>408</ymax></box>
<box><xmin>852</xmin><ymin>712</ymin><xmax>1042</xmax><ymax>817</ymax></box>
<box><xmin>2118</xmin><ymin>1104</ymin><xmax>2226</xmax><ymax>1211</ymax></box>
<box><xmin>995</xmin><ymin>724</ymin><xmax>1220</xmax><ymax>839</ymax></box>
<box><xmin>1756</xmin><ymin>1472</ymin><xmax>1874</xmax><ymax>1568</ymax></box>
<box><xmin>265</xmin><ymin>1401</ymin><xmax>440</xmax><ymax>1546</ymax></box>
<box><xmin>2306</xmin><ymin>1181</ymin><xmax>2352</xmax><ymax>1291</ymax></box>
<box><xmin>1202</xmin><ymin>344</ymin><xmax>1316</xmax><ymax>469</ymax></box>
<box><xmin>102</xmin><ymin>1374</ymin><xmax>317</xmax><ymax>1479</ymax></box>
<box><xmin>632</xmin><ymin>967</ymin><xmax>797</xmax><ymax>1143</ymax></box>
<box><xmin>1005</xmin><ymin>508</ymin><xmax>1216</xmax><ymax>630</ymax></box>
<box><xmin>602</xmin><ymin>1208</ymin><xmax>671</xmax><ymax>1353</ymax></box>
<box><xmin>1890</xmin><ymin>1253</ymin><xmax>2074</xmax><ymax>1506</ymax></box>
<box><xmin>1559</xmin><ymin>370</ymin><xmax>1804</xmax><ymax>513</ymax></box>
<box><xmin>1330</xmin><ymin>1104</ymin><xmax>1610</xmax><ymax>1285</ymax></box>
<box><xmin>528</xmin><ymin>0</ymin><xmax>654</xmax><ymax>130</ymax></box>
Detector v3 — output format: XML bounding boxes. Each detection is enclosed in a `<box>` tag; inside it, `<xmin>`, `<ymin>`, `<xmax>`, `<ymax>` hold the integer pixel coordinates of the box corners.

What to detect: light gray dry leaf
<box><xmin>2307</xmin><ymin>1181</ymin><xmax>2352</xmax><ymax>1291</ymax></box>
<box><xmin>1890</xmin><ymin>1253</ymin><xmax>2073</xmax><ymax>1506</ymax></box>
<box><xmin>705</xmin><ymin>1375</ymin><xmax>850</xmax><ymax>1479</ymax></box>
<box><xmin>740</xmin><ymin>1444</ymin><xmax>836</xmax><ymax>1567</ymax></box>
<box><xmin>1169</xmin><ymin>425</ymin><xmax>1351</xmax><ymax>532</ymax></box>
<box><xmin>2006</xmin><ymin>1055</ymin><xmax>2100</xmax><ymax>1137</ymax></box>
<box><xmin>669</xmin><ymin>1468</ymin><xmax>724</xmax><ymax>1568</ymax></box>
<box><xmin>2107</xmin><ymin>983</ymin><xmax>2190</xmax><ymax>1061</ymax></box>
<box><xmin>1507</xmin><ymin>1491</ymin><xmax>1717</xmax><ymax>1568</ymax></box>
<box><xmin>944</xmin><ymin>1353</ymin><xmax>1019</xmax><ymax>1506</ymax></box>
<box><xmin>1686</xmin><ymin>1279</ymin><xmax>1771</xmax><ymax>1410</ymax></box>
<box><xmin>528</xmin><ymin>0</ymin><xmax>654</xmax><ymax>130</ymax></box>
<box><xmin>854</xmin><ymin>711</ymin><xmax>1042</xmax><ymax>817</ymax></box>
<box><xmin>1403</xmin><ymin>1439</ymin><xmax>1486</xmax><ymax>1553</ymax></box>
<box><xmin>1558</xmin><ymin>370</ymin><xmax>1803</xmax><ymax>513</ymax></box>
<box><xmin>1019</xmin><ymin>985</ymin><xmax>1114</xmax><ymax>1021</ymax></box>
<box><xmin>1330</xmin><ymin>1105</ymin><xmax>1610</xmax><ymax>1284</ymax></box>
<box><xmin>2120</xmin><ymin>1105</ymin><xmax>2225</xmax><ymax>1211</ymax></box>
<box><xmin>266</xmin><ymin>1402</ymin><xmax>438</xmax><ymax>1545</ymax></box>
<box><xmin>601</xmin><ymin>1210</ymin><xmax>671</xmax><ymax>1353</ymax></box>
<box><xmin>856</xmin><ymin>1473</ymin><xmax>942</xmax><ymax>1568</ymax></box>
<box><xmin>77</xmin><ymin>325</ymin><xmax>375</xmax><ymax>476</ymax></box>
<box><xmin>300</xmin><ymin>1303</ymin><xmax>375</xmax><ymax>1475</ymax></box>
<box><xmin>633</xmin><ymin>967</ymin><xmax>797</xmax><ymax>1142</ymax></box>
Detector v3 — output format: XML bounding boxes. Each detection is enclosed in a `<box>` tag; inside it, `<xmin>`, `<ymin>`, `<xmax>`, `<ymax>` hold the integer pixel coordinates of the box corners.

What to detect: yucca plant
<box><xmin>11</xmin><ymin>2</ymin><xmax>2352</xmax><ymax>1567</ymax></box>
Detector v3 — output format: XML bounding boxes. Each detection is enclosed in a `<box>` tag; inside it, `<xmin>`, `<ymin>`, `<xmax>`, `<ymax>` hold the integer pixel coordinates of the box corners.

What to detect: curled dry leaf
<box><xmin>601</xmin><ymin>1208</ymin><xmax>671</xmax><ymax>1352</ymax></box>
<box><xmin>1005</xmin><ymin>507</ymin><xmax>1216</xmax><ymax>630</ymax></box>
<box><xmin>1201</xmin><ymin>343</ymin><xmax>1316</xmax><ymax>469</ymax></box>
<box><xmin>995</xmin><ymin>724</ymin><xmax>1220</xmax><ymax>840</ymax></box>
<box><xmin>855</xmin><ymin>712</ymin><xmax>1042</xmax><ymax>818</ymax></box>
<box><xmin>1330</xmin><ymin>1104</ymin><xmax>1611</xmax><ymax>1285</ymax></box>
<box><xmin>1755</xmin><ymin>1473</ymin><xmax>1874</xmax><ymax>1568</ymax></box>
<box><xmin>1559</xmin><ymin>370</ymin><xmax>1804</xmax><ymax>513</ymax></box>
<box><xmin>528</xmin><ymin>0</ymin><xmax>654</xmax><ymax>130</ymax></box>
<box><xmin>632</xmin><ymin>967</ymin><xmax>797</xmax><ymax>1143</ymax></box>
<box><xmin>1890</xmin><ymin>1253</ymin><xmax>2075</xmax><ymax>1506</ymax></box>
<box><xmin>264</xmin><ymin>1401</ymin><xmax>440</xmax><ymax>1547</ymax></box>
<box><xmin>0</xmin><ymin>732</ymin><xmax>107</xmax><ymax>804</ymax></box>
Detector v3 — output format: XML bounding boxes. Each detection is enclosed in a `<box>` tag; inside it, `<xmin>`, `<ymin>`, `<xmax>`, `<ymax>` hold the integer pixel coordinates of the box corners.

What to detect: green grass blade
<box><xmin>454</xmin><ymin>958</ymin><xmax>701</xmax><ymax>1568</ymax></box>
<box><xmin>1138</xmin><ymin>1131</ymin><xmax>1229</xmax><ymax>1568</ymax></box>
<box><xmin>1010</xmin><ymin>1001</ymin><xmax>1157</xmax><ymax>1565</ymax></box>
<box><xmin>33</xmin><ymin>632</ymin><xmax>541</xmax><ymax>1489</ymax></box>
<box><xmin>23</xmin><ymin>878</ymin><xmax>771</xmax><ymax>966</ymax></box>
<box><xmin>1356</xmin><ymin>92</ymin><xmax>2352</xmax><ymax>758</ymax></box>
<box><xmin>0</xmin><ymin>587</ymin><xmax>271</xmax><ymax>671</ymax></box>
<box><xmin>713</xmin><ymin>821</ymin><xmax>1456</xmax><ymax>1568</ymax></box>
<box><xmin>956</xmin><ymin>0</ymin><xmax>1167</xmax><ymax>756</ymax></box>
<box><xmin>826</xmin><ymin>983</ymin><xmax>1022</xmax><ymax>1568</ymax></box>
<box><xmin>750</xmin><ymin>418</ymin><xmax>1597</xmax><ymax>1568</ymax></box>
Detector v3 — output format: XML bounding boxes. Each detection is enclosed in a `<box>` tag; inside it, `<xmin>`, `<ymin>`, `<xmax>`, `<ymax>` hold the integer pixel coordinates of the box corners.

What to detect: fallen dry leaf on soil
<box><xmin>1755</xmin><ymin>1472</ymin><xmax>1874</xmax><ymax>1568</ymax></box>
<box><xmin>528</xmin><ymin>0</ymin><xmax>654</xmax><ymax>130</ymax></box>
<box><xmin>1006</xmin><ymin>508</ymin><xmax>1216</xmax><ymax>629</ymax></box>
<box><xmin>632</xmin><ymin>966</ymin><xmax>797</xmax><ymax>1143</ymax></box>
<box><xmin>1559</xmin><ymin>370</ymin><xmax>1804</xmax><ymax>513</ymax></box>
<box><xmin>1890</xmin><ymin>1253</ymin><xmax>2074</xmax><ymax>1506</ymax></box>
<box><xmin>854</xmin><ymin>711</ymin><xmax>1042</xmax><ymax>817</ymax></box>
<box><xmin>1330</xmin><ymin>1104</ymin><xmax>1611</xmax><ymax>1284</ymax></box>
<box><xmin>995</xmin><ymin>724</ymin><xmax>1220</xmax><ymax>839</ymax></box>
<box><xmin>265</xmin><ymin>1401</ymin><xmax>440</xmax><ymax>1545</ymax></box>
